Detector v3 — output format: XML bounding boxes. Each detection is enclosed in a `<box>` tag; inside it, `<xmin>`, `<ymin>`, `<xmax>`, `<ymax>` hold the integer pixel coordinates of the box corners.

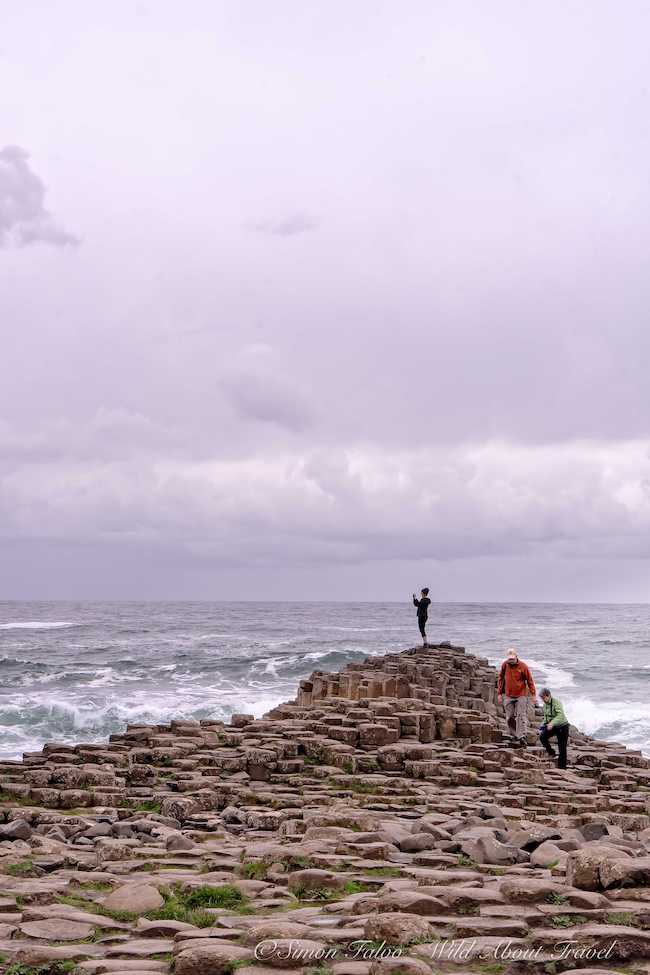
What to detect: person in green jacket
<box><xmin>539</xmin><ymin>688</ymin><xmax>570</xmax><ymax>769</ymax></box>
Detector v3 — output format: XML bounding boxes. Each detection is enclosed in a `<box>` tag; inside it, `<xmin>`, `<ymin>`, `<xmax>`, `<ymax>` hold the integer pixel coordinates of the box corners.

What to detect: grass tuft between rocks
<box><xmin>153</xmin><ymin>883</ymin><xmax>254</xmax><ymax>923</ymax></box>
<box><xmin>341</xmin><ymin>779</ymin><xmax>381</xmax><ymax>795</ymax></box>
<box><xmin>292</xmin><ymin>880</ymin><xmax>371</xmax><ymax>902</ymax></box>
<box><xmin>550</xmin><ymin>914</ymin><xmax>587</xmax><ymax>928</ymax></box>
<box><xmin>362</xmin><ymin>867</ymin><xmax>403</xmax><ymax>878</ymax></box>
<box><xmin>132</xmin><ymin>799</ymin><xmax>162</xmax><ymax>813</ymax></box>
<box><xmin>545</xmin><ymin>892</ymin><xmax>568</xmax><ymax>905</ymax></box>
<box><xmin>0</xmin><ymin>791</ymin><xmax>35</xmax><ymax>807</ymax></box>
<box><xmin>2</xmin><ymin>963</ymin><xmax>76</xmax><ymax>975</ymax></box>
<box><xmin>239</xmin><ymin>860</ymin><xmax>268</xmax><ymax>880</ymax></box>
<box><xmin>58</xmin><ymin>882</ymin><xmax>252</xmax><ymax>927</ymax></box>
<box><xmin>4</xmin><ymin>860</ymin><xmax>38</xmax><ymax>877</ymax></box>
<box><xmin>285</xmin><ymin>854</ymin><xmax>318</xmax><ymax>871</ymax></box>
<box><xmin>456</xmin><ymin>903</ymin><xmax>480</xmax><ymax>915</ymax></box>
<box><xmin>605</xmin><ymin>911</ymin><xmax>640</xmax><ymax>927</ymax></box>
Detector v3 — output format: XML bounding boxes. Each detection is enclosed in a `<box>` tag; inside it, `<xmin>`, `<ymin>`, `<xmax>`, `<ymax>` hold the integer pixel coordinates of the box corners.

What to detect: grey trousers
<box><xmin>504</xmin><ymin>695</ymin><xmax>529</xmax><ymax>739</ymax></box>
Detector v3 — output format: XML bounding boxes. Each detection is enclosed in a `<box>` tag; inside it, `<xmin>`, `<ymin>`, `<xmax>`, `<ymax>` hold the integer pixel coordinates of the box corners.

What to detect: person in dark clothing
<box><xmin>412</xmin><ymin>588</ymin><xmax>431</xmax><ymax>647</ymax></box>
<box><xmin>539</xmin><ymin>687</ymin><xmax>570</xmax><ymax>769</ymax></box>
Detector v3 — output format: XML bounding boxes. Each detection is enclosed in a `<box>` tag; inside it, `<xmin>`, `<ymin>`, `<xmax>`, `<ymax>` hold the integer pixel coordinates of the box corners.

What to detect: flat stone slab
<box><xmin>103</xmin><ymin>884</ymin><xmax>164</xmax><ymax>914</ymax></box>
<box><xmin>105</xmin><ymin>938</ymin><xmax>175</xmax><ymax>957</ymax></box>
<box><xmin>20</xmin><ymin>918</ymin><xmax>96</xmax><ymax>941</ymax></box>
<box><xmin>23</xmin><ymin>903</ymin><xmax>131</xmax><ymax>928</ymax></box>
<box><xmin>77</xmin><ymin>963</ymin><xmax>169</xmax><ymax>973</ymax></box>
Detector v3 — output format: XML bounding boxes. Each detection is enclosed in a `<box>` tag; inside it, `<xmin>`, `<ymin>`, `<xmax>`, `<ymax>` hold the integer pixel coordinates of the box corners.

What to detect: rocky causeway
<box><xmin>1</xmin><ymin>643</ymin><xmax>650</xmax><ymax>975</ymax></box>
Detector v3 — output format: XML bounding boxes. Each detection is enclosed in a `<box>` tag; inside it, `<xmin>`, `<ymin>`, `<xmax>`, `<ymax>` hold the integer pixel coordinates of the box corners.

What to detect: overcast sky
<box><xmin>2</xmin><ymin>1</ymin><xmax>650</xmax><ymax>601</ymax></box>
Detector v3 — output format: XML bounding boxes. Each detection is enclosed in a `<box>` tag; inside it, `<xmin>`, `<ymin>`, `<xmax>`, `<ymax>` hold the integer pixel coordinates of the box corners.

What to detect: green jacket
<box><xmin>542</xmin><ymin>697</ymin><xmax>569</xmax><ymax>729</ymax></box>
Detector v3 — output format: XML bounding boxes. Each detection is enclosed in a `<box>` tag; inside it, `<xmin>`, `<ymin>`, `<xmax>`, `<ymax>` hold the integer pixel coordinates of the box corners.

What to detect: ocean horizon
<box><xmin>1</xmin><ymin>599</ymin><xmax>648</xmax><ymax>760</ymax></box>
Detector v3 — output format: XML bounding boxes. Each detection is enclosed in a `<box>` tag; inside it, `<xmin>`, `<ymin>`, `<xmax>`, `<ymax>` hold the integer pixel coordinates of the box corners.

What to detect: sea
<box><xmin>0</xmin><ymin>601</ymin><xmax>648</xmax><ymax>761</ymax></box>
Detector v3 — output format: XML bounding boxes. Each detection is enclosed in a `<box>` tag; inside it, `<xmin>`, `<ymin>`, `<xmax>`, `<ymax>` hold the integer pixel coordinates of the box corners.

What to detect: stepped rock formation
<box><xmin>1</xmin><ymin>644</ymin><xmax>650</xmax><ymax>975</ymax></box>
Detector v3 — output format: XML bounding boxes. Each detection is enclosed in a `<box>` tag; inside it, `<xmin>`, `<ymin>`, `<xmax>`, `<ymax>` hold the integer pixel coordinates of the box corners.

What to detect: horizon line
<box><xmin>1</xmin><ymin>598</ymin><xmax>650</xmax><ymax>606</ymax></box>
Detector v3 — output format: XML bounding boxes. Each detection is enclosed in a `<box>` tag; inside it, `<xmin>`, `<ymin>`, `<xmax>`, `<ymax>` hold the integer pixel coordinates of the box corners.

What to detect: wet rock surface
<box><xmin>1</xmin><ymin>644</ymin><xmax>650</xmax><ymax>975</ymax></box>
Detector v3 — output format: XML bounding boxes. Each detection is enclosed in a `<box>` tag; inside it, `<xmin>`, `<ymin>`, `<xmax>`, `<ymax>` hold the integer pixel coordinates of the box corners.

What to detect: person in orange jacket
<box><xmin>496</xmin><ymin>648</ymin><xmax>537</xmax><ymax>748</ymax></box>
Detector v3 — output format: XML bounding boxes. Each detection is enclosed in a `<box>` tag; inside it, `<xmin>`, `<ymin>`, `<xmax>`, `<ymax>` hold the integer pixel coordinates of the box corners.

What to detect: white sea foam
<box><xmin>16</xmin><ymin>669</ymin><xmax>72</xmax><ymax>686</ymax></box>
<box><xmin>564</xmin><ymin>694</ymin><xmax>650</xmax><ymax>753</ymax></box>
<box><xmin>0</xmin><ymin>682</ymin><xmax>288</xmax><ymax>760</ymax></box>
<box><xmin>300</xmin><ymin>647</ymin><xmax>373</xmax><ymax>662</ymax></box>
<box><xmin>196</xmin><ymin>632</ymin><xmax>248</xmax><ymax>641</ymax></box>
<box><xmin>85</xmin><ymin>667</ymin><xmax>140</xmax><ymax>687</ymax></box>
<box><xmin>226</xmin><ymin>691</ymin><xmax>286</xmax><ymax>718</ymax></box>
<box><xmin>318</xmin><ymin>625</ymin><xmax>409</xmax><ymax>631</ymax></box>
<box><xmin>0</xmin><ymin>621</ymin><xmax>77</xmax><ymax>630</ymax></box>
<box><xmin>525</xmin><ymin>657</ymin><xmax>576</xmax><ymax>689</ymax></box>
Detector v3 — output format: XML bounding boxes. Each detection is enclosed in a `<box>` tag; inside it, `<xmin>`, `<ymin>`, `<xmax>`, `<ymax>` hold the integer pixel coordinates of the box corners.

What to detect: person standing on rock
<box><xmin>539</xmin><ymin>687</ymin><xmax>570</xmax><ymax>770</ymax></box>
<box><xmin>497</xmin><ymin>648</ymin><xmax>536</xmax><ymax>748</ymax></box>
<box><xmin>412</xmin><ymin>588</ymin><xmax>431</xmax><ymax>647</ymax></box>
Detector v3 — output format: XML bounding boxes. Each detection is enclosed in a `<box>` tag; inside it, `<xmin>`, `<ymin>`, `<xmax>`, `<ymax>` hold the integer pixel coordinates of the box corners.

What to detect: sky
<box><xmin>2</xmin><ymin>0</ymin><xmax>650</xmax><ymax>601</ymax></box>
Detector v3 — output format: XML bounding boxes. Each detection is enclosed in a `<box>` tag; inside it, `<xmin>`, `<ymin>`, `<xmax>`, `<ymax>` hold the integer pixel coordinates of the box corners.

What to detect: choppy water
<box><xmin>0</xmin><ymin>601</ymin><xmax>648</xmax><ymax>759</ymax></box>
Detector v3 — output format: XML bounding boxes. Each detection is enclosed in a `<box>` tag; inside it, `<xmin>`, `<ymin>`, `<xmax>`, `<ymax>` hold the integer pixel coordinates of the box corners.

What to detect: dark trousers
<box><xmin>418</xmin><ymin>617</ymin><xmax>427</xmax><ymax>640</ymax></box>
<box><xmin>539</xmin><ymin>723</ymin><xmax>569</xmax><ymax>769</ymax></box>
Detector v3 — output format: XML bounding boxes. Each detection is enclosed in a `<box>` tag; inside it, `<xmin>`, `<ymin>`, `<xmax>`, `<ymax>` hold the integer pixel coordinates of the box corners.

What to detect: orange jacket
<box><xmin>497</xmin><ymin>660</ymin><xmax>536</xmax><ymax>698</ymax></box>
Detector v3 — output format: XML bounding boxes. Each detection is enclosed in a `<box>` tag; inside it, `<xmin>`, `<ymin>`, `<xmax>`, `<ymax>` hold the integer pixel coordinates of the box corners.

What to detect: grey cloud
<box><xmin>2</xmin><ymin>440</ymin><xmax>650</xmax><ymax>564</ymax></box>
<box><xmin>0</xmin><ymin>146</ymin><xmax>79</xmax><ymax>247</ymax></box>
<box><xmin>220</xmin><ymin>376</ymin><xmax>313</xmax><ymax>431</ymax></box>
<box><xmin>219</xmin><ymin>345</ymin><xmax>314</xmax><ymax>432</ymax></box>
<box><xmin>0</xmin><ymin>409</ymin><xmax>181</xmax><ymax>463</ymax></box>
<box><xmin>248</xmin><ymin>213</ymin><xmax>319</xmax><ymax>237</ymax></box>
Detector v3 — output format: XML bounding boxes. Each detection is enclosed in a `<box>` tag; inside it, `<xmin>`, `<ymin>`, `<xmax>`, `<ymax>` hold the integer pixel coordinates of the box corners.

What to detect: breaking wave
<box><xmin>566</xmin><ymin>695</ymin><xmax>650</xmax><ymax>754</ymax></box>
<box><xmin>0</xmin><ymin>621</ymin><xmax>78</xmax><ymax>630</ymax></box>
<box><xmin>1</xmin><ymin>599</ymin><xmax>649</xmax><ymax>759</ymax></box>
